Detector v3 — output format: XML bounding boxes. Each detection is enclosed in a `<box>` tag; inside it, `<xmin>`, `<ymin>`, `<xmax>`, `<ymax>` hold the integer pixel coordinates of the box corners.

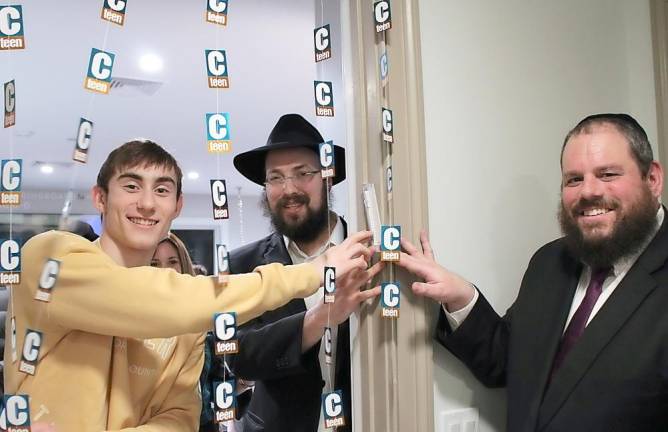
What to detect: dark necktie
<box><xmin>551</xmin><ymin>267</ymin><xmax>610</xmax><ymax>374</ymax></box>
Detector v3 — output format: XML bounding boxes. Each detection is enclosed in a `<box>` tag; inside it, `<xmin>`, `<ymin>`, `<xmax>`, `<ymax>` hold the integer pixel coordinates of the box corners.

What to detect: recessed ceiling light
<box><xmin>187</xmin><ymin>171</ymin><xmax>199</xmax><ymax>180</ymax></box>
<box><xmin>40</xmin><ymin>165</ymin><xmax>54</xmax><ymax>174</ymax></box>
<box><xmin>139</xmin><ymin>53</ymin><xmax>164</xmax><ymax>73</ymax></box>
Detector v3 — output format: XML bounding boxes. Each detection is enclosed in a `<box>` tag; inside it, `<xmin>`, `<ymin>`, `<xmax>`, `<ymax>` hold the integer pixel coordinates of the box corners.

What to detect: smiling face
<box><xmin>263</xmin><ymin>147</ymin><xmax>329</xmax><ymax>242</ymax></box>
<box><xmin>559</xmin><ymin>123</ymin><xmax>663</xmax><ymax>267</ymax></box>
<box><xmin>93</xmin><ymin>163</ymin><xmax>183</xmax><ymax>266</ymax></box>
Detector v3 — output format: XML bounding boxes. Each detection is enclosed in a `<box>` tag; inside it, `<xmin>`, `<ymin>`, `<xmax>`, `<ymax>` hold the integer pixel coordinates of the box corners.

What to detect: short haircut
<box><xmin>561</xmin><ymin>113</ymin><xmax>653</xmax><ymax>177</ymax></box>
<box><xmin>97</xmin><ymin>139</ymin><xmax>183</xmax><ymax>199</ymax></box>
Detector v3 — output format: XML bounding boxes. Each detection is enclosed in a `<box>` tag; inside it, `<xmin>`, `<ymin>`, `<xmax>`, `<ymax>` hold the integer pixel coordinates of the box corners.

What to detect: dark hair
<box><xmin>561</xmin><ymin>113</ymin><xmax>653</xmax><ymax>177</ymax></box>
<box><xmin>192</xmin><ymin>264</ymin><xmax>209</xmax><ymax>276</ymax></box>
<box><xmin>62</xmin><ymin>220</ymin><xmax>99</xmax><ymax>242</ymax></box>
<box><xmin>96</xmin><ymin>139</ymin><xmax>183</xmax><ymax>199</ymax></box>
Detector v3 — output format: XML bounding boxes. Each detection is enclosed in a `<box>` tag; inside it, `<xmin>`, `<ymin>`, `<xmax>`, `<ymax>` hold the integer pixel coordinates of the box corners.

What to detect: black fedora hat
<box><xmin>233</xmin><ymin>113</ymin><xmax>346</xmax><ymax>186</ymax></box>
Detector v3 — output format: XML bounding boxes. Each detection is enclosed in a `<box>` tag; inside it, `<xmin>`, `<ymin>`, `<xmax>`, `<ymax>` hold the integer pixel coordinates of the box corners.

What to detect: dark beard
<box><xmin>261</xmin><ymin>185</ymin><xmax>330</xmax><ymax>243</ymax></box>
<box><xmin>558</xmin><ymin>186</ymin><xmax>658</xmax><ymax>269</ymax></box>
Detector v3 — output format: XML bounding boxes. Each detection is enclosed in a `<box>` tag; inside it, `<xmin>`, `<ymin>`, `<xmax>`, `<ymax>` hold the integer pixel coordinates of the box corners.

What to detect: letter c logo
<box><xmin>315</xmin><ymin>82</ymin><xmax>332</xmax><ymax>106</ymax></box>
<box><xmin>215</xmin><ymin>381</ymin><xmax>234</xmax><ymax>409</ymax></box>
<box><xmin>214</xmin><ymin>313</ymin><xmax>236</xmax><ymax>341</ymax></box>
<box><xmin>91</xmin><ymin>51</ymin><xmax>113</xmax><ymax>80</ymax></box>
<box><xmin>324</xmin><ymin>392</ymin><xmax>343</xmax><ymax>417</ymax></box>
<box><xmin>211</xmin><ymin>180</ymin><xmax>227</xmax><ymax>207</ymax></box>
<box><xmin>374</xmin><ymin>1</ymin><xmax>390</xmax><ymax>23</ymax></box>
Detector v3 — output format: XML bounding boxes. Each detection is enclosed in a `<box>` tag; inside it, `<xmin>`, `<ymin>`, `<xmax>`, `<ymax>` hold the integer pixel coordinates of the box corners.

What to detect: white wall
<box><xmin>417</xmin><ymin>2</ymin><xmax>658</xmax><ymax>431</ymax></box>
<box><xmin>314</xmin><ymin>0</ymin><xmax>350</xmax><ymax>221</ymax></box>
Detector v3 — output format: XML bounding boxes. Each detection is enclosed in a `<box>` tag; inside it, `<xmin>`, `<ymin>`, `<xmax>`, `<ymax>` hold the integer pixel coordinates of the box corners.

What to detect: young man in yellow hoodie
<box><xmin>3</xmin><ymin>140</ymin><xmax>374</xmax><ymax>431</ymax></box>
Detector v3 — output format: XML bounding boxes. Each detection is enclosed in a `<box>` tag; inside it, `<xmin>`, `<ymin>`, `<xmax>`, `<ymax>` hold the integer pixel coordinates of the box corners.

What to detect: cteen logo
<box><xmin>322</xmin><ymin>390</ymin><xmax>345</xmax><ymax>428</ymax></box>
<box><xmin>216</xmin><ymin>243</ymin><xmax>230</xmax><ymax>285</ymax></box>
<box><xmin>84</xmin><ymin>48</ymin><xmax>115</xmax><ymax>94</ymax></box>
<box><xmin>216</xmin><ymin>244</ymin><xmax>230</xmax><ymax>273</ymax></box>
<box><xmin>0</xmin><ymin>238</ymin><xmax>20</xmax><ymax>285</ymax></box>
<box><xmin>214</xmin><ymin>379</ymin><xmax>236</xmax><ymax>422</ymax></box>
<box><xmin>380</xmin><ymin>225</ymin><xmax>400</xmax><ymax>262</ymax></box>
<box><xmin>214</xmin><ymin>312</ymin><xmax>238</xmax><ymax>355</ymax></box>
<box><xmin>210</xmin><ymin>179</ymin><xmax>229</xmax><ymax>220</ymax></box>
<box><xmin>382</xmin><ymin>108</ymin><xmax>394</xmax><ymax>143</ymax></box>
<box><xmin>314</xmin><ymin>81</ymin><xmax>334</xmax><ymax>117</ymax></box>
<box><xmin>35</xmin><ymin>259</ymin><xmax>60</xmax><ymax>303</ymax></box>
<box><xmin>73</xmin><ymin>118</ymin><xmax>94</xmax><ymax>163</ymax></box>
<box><xmin>101</xmin><ymin>0</ymin><xmax>127</xmax><ymax>26</ymax></box>
<box><xmin>1</xmin><ymin>159</ymin><xmax>22</xmax><ymax>206</ymax></box>
<box><xmin>0</xmin><ymin>6</ymin><xmax>25</xmax><ymax>51</ymax></box>
<box><xmin>205</xmin><ymin>50</ymin><xmax>230</xmax><ymax>89</ymax></box>
<box><xmin>381</xmin><ymin>282</ymin><xmax>400</xmax><ymax>318</ymax></box>
<box><xmin>4</xmin><ymin>80</ymin><xmax>15</xmax><ymax>128</ymax></box>
<box><xmin>324</xmin><ymin>266</ymin><xmax>336</xmax><ymax>304</ymax></box>
<box><xmin>319</xmin><ymin>141</ymin><xmax>335</xmax><ymax>179</ymax></box>
<box><xmin>379</xmin><ymin>41</ymin><xmax>389</xmax><ymax>87</ymax></box>
<box><xmin>386</xmin><ymin>165</ymin><xmax>393</xmax><ymax>195</ymax></box>
<box><xmin>19</xmin><ymin>329</ymin><xmax>42</xmax><ymax>375</ymax></box>
<box><xmin>373</xmin><ymin>0</ymin><xmax>392</xmax><ymax>33</ymax></box>
<box><xmin>206</xmin><ymin>0</ymin><xmax>229</xmax><ymax>26</ymax></box>
<box><xmin>324</xmin><ymin>327</ymin><xmax>333</xmax><ymax>364</ymax></box>
<box><xmin>206</xmin><ymin>113</ymin><xmax>232</xmax><ymax>153</ymax></box>
<box><xmin>0</xmin><ymin>394</ymin><xmax>30</xmax><ymax>431</ymax></box>
<box><xmin>314</xmin><ymin>24</ymin><xmax>331</xmax><ymax>62</ymax></box>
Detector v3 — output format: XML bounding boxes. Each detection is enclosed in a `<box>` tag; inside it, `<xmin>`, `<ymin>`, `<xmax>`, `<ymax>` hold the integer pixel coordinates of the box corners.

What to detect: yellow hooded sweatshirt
<box><xmin>4</xmin><ymin>231</ymin><xmax>320</xmax><ymax>431</ymax></box>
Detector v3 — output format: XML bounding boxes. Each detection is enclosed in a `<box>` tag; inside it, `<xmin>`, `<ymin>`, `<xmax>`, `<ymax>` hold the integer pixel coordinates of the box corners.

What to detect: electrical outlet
<box><xmin>441</xmin><ymin>408</ymin><xmax>479</xmax><ymax>432</ymax></box>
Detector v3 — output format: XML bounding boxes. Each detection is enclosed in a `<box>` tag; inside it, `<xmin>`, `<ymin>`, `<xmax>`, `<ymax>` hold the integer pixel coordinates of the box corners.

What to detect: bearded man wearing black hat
<box><xmin>226</xmin><ymin>114</ymin><xmax>380</xmax><ymax>432</ymax></box>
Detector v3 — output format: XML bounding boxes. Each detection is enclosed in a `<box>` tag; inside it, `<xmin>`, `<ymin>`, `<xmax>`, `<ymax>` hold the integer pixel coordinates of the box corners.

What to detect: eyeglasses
<box><xmin>264</xmin><ymin>170</ymin><xmax>321</xmax><ymax>188</ymax></box>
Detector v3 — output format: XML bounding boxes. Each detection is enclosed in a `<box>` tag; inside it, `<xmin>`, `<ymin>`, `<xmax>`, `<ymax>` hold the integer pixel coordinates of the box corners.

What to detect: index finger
<box><xmin>401</xmin><ymin>236</ymin><xmax>422</xmax><ymax>257</ymax></box>
<box><xmin>344</xmin><ymin>230</ymin><xmax>373</xmax><ymax>246</ymax></box>
<box><xmin>348</xmin><ymin>242</ymin><xmax>372</xmax><ymax>263</ymax></box>
<box><xmin>366</xmin><ymin>260</ymin><xmax>385</xmax><ymax>279</ymax></box>
<box><xmin>394</xmin><ymin>252</ymin><xmax>429</xmax><ymax>278</ymax></box>
<box><xmin>420</xmin><ymin>230</ymin><xmax>436</xmax><ymax>261</ymax></box>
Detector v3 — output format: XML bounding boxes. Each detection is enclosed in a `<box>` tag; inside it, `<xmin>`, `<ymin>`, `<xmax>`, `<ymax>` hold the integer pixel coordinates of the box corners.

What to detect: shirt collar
<box><xmin>283</xmin><ymin>214</ymin><xmax>344</xmax><ymax>263</ymax></box>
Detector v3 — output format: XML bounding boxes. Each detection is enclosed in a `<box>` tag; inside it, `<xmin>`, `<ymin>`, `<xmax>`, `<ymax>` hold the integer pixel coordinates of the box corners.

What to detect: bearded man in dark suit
<box><xmin>227</xmin><ymin>113</ymin><xmax>381</xmax><ymax>432</ymax></box>
<box><xmin>399</xmin><ymin>113</ymin><xmax>668</xmax><ymax>432</ymax></box>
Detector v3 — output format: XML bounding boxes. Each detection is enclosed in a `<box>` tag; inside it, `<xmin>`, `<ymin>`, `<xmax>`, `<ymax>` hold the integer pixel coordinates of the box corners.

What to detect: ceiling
<box><xmin>0</xmin><ymin>0</ymin><xmax>323</xmax><ymax>198</ymax></box>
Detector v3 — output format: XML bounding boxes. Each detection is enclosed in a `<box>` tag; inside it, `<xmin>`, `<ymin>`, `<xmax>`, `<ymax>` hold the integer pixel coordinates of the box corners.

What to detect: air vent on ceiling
<box><xmin>109</xmin><ymin>77</ymin><xmax>164</xmax><ymax>96</ymax></box>
<box><xmin>14</xmin><ymin>130</ymin><xmax>35</xmax><ymax>138</ymax></box>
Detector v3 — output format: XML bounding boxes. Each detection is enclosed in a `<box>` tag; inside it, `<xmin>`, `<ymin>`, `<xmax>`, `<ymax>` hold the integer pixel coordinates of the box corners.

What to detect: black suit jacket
<box><xmin>439</xmin><ymin>214</ymin><xmax>668</xmax><ymax>432</ymax></box>
<box><xmin>227</xmin><ymin>221</ymin><xmax>352</xmax><ymax>432</ymax></box>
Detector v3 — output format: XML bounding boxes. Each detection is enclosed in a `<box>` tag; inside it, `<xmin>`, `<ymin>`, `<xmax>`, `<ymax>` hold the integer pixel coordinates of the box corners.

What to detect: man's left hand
<box><xmin>301</xmin><ymin>259</ymin><xmax>383</xmax><ymax>352</ymax></box>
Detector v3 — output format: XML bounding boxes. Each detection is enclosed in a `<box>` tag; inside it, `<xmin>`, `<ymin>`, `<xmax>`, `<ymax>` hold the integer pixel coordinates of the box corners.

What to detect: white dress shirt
<box><xmin>284</xmin><ymin>216</ymin><xmax>344</xmax><ymax>432</ymax></box>
<box><xmin>446</xmin><ymin>207</ymin><xmax>664</xmax><ymax>333</ymax></box>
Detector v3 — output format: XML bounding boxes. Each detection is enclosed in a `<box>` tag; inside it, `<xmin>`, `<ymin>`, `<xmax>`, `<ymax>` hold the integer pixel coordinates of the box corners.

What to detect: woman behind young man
<box><xmin>151</xmin><ymin>233</ymin><xmax>230</xmax><ymax>432</ymax></box>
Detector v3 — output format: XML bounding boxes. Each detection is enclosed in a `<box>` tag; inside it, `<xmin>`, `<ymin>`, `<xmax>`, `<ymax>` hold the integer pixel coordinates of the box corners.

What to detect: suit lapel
<box><xmin>538</xmin><ymin>213</ymin><xmax>668</xmax><ymax>430</ymax></box>
<box><xmin>517</xmin><ymin>250</ymin><xmax>581</xmax><ymax>430</ymax></box>
<box><xmin>262</xmin><ymin>233</ymin><xmax>306</xmax><ymax>315</ymax></box>
<box><xmin>263</xmin><ymin>232</ymin><xmax>293</xmax><ymax>266</ymax></box>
